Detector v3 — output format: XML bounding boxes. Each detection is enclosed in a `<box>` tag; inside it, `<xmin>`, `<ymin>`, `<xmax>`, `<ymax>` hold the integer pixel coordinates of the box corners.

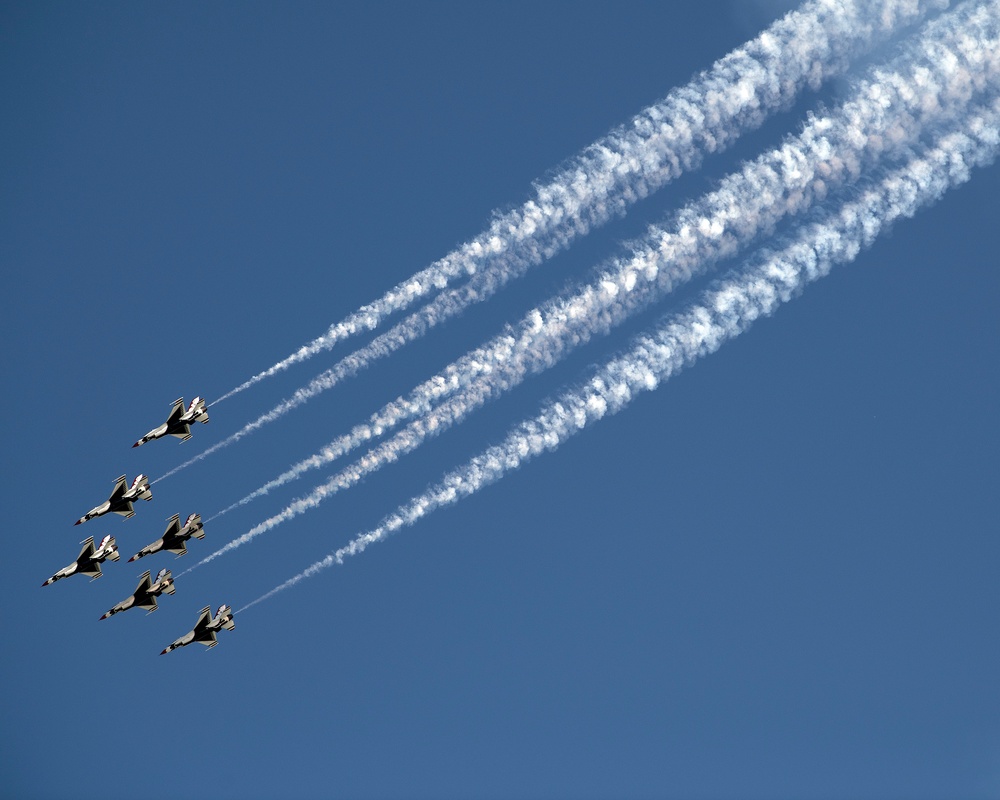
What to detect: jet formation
<box><xmin>44</xmin><ymin>393</ymin><xmax>235</xmax><ymax>654</ymax></box>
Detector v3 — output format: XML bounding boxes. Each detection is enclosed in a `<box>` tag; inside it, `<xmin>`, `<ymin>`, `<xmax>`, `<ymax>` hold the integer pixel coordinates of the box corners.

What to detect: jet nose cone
<box><xmin>128</xmin><ymin>554</ymin><xmax>137</xmax><ymax>562</ymax></box>
<box><xmin>160</xmin><ymin>648</ymin><xmax>169</xmax><ymax>655</ymax></box>
<box><xmin>100</xmin><ymin>612</ymin><xmax>109</xmax><ymax>620</ymax></box>
<box><xmin>74</xmin><ymin>519</ymin><xmax>82</xmax><ymax>525</ymax></box>
<box><xmin>41</xmin><ymin>580</ymin><xmax>49</xmax><ymax>587</ymax></box>
<box><xmin>132</xmin><ymin>442</ymin><xmax>139</xmax><ymax>448</ymax></box>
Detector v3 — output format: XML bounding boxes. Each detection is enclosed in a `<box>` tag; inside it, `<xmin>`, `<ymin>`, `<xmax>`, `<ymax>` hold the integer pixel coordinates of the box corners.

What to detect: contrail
<box><xmin>197</xmin><ymin>68</ymin><xmax>1000</xmax><ymax>574</ymax></box>
<box><xmin>209</xmin><ymin>0</ymin><xmax>943</xmax><ymax>409</ymax></box>
<box><xmin>207</xmin><ymin>0</ymin><xmax>999</xmax><ymax>518</ymax></box>
<box><xmin>239</xmin><ymin>96</ymin><xmax>1000</xmax><ymax>611</ymax></box>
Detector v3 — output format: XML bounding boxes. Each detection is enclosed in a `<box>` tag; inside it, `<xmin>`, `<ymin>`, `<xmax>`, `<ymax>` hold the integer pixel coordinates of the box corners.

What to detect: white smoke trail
<box><xmin>199</xmin><ymin>79</ymin><xmax>1000</xmax><ymax>575</ymax></box>
<box><xmin>207</xmin><ymin>0</ymin><xmax>999</xmax><ymax>518</ymax></box>
<box><xmin>239</xmin><ymin>97</ymin><xmax>1000</xmax><ymax>611</ymax></box>
<box><xmin>210</xmin><ymin>0</ymin><xmax>943</xmax><ymax>408</ymax></box>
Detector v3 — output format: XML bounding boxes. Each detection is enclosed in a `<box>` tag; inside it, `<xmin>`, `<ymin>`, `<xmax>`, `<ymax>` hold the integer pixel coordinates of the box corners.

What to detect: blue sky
<box><xmin>3</xmin><ymin>2</ymin><xmax>1000</xmax><ymax>798</ymax></box>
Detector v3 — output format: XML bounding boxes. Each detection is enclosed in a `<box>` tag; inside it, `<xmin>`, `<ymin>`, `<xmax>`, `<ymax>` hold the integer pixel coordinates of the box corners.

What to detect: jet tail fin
<box><xmin>131</xmin><ymin>475</ymin><xmax>152</xmax><ymax>501</ymax></box>
<box><xmin>189</xmin><ymin>396</ymin><xmax>210</xmax><ymax>424</ymax></box>
<box><xmin>186</xmin><ymin>514</ymin><xmax>205</xmax><ymax>539</ymax></box>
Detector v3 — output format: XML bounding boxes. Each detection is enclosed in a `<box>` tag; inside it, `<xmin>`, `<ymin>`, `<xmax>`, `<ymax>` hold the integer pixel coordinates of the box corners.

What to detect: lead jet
<box><xmin>129</xmin><ymin>513</ymin><xmax>204</xmax><ymax>562</ymax></box>
<box><xmin>75</xmin><ymin>474</ymin><xmax>152</xmax><ymax>525</ymax></box>
<box><xmin>100</xmin><ymin>568</ymin><xmax>176</xmax><ymax>619</ymax></box>
<box><xmin>42</xmin><ymin>535</ymin><xmax>119</xmax><ymax>586</ymax></box>
<box><xmin>160</xmin><ymin>604</ymin><xmax>235</xmax><ymax>654</ymax></box>
<box><xmin>133</xmin><ymin>396</ymin><xmax>209</xmax><ymax>448</ymax></box>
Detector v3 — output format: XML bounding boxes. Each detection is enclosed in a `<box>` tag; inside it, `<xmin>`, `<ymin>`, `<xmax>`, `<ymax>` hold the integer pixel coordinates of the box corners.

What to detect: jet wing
<box><xmin>193</xmin><ymin>605</ymin><xmax>212</xmax><ymax>633</ymax></box>
<box><xmin>133</xmin><ymin>594</ymin><xmax>159</xmax><ymax>612</ymax></box>
<box><xmin>165</xmin><ymin>398</ymin><xmax>186</xmax><ymax>425</ymax></box>
<box><xmin>165</xmin><ymin>541</ymin><xmax>188</xmax><ymax>556</ymax></box>
<box><xmin>77</xmin><ymin>562</ymin><xmax>103</xmax><ymax>579</ymax></box>
<box><xmin>108</xmin><ymin>475</ymin><xmax>128</xmax><ymax>503</ymax></box>
<box><xmin>162</xmin><ymin>514</ymin><xmax>181</xmax><ymax>538</ymax></box>
<box><xmin>133</xmin><ymin>570</ymin><xmax>152</xmax><ymax>595</ymax></box>
<box><xmin>76</xmin><ymin>537</ymin><xmax>96</xmax><ymax>563</ymax></box>
<box><xmin>111</xmin><ymin>501</ymin><xmax>136</xmax><ymax>519</ymax></box>
<box><xmin>168</xmin><ymin>422</ymin><xmax>192</xmax><ymax>441</ymax></box>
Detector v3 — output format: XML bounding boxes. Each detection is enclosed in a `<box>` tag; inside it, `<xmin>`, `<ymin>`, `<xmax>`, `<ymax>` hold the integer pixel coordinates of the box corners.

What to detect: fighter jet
<box><xmin>129</xmin><ymin>513</ymin><xmax>204</xmax><ymax>561</ymax></box>
<box><xmin>133</xmin><ymin>396</ymin><xmax>209</xmax><ymax>447</ymax></box>
<box><xmin>75</xmin><ymin>474</ymin><xmax>152</xmax><ymax>525</ymax></box>
<box><xmin>42</xmin><ymin>535</ymin><xmax>119</xmax><ymax>586</ymax></box>
<box><xmin>160</xmin><ymin>604</ymin><xmax>235</xmax><ymax>654</ymax></box>
<box><xmin>100</xmin><ymin>568</ymin><xmax>175</xmax><ymax>619</ymax></box>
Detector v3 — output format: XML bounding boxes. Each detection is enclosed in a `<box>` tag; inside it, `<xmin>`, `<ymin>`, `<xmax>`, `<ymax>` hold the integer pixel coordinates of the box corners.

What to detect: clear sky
<box><xmin>3</xmin><ymin>2</ymin><xmax>999</xmax><ymax>798</ymax></box>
